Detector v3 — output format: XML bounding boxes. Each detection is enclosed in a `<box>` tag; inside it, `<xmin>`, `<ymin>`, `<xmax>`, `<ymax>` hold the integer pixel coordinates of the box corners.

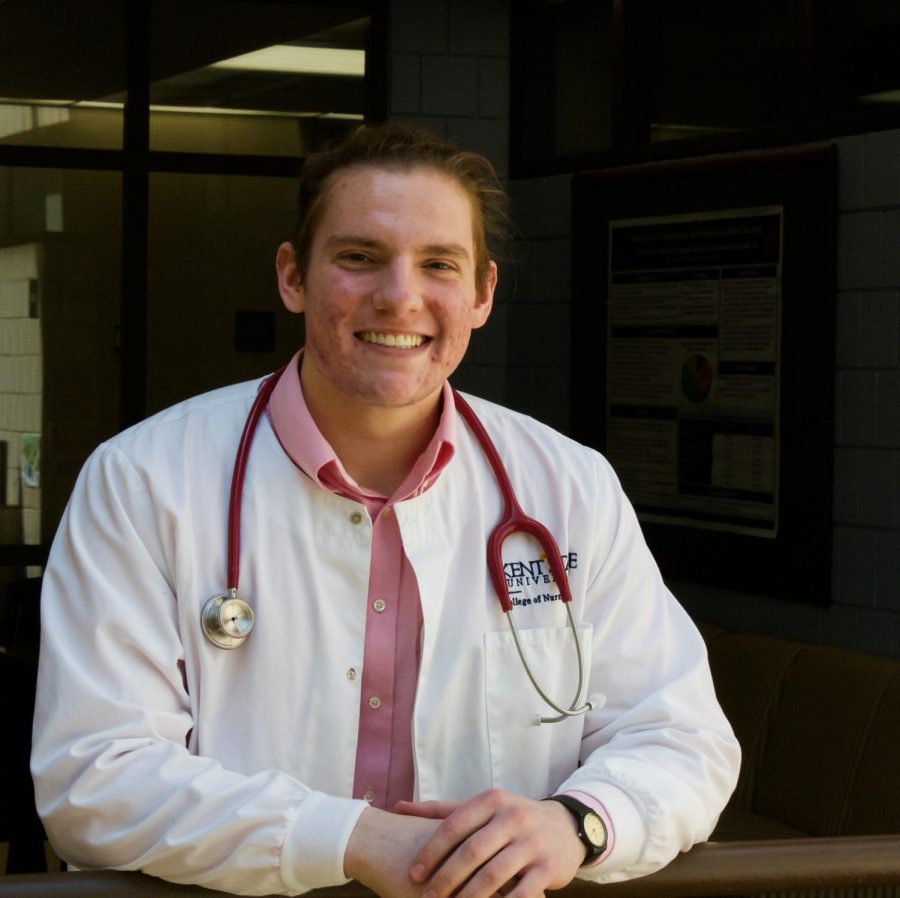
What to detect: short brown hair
<box><xmin>292</xmin><ymin>124</ymin><xmax>509</xmax><ymax>289</ymax></box>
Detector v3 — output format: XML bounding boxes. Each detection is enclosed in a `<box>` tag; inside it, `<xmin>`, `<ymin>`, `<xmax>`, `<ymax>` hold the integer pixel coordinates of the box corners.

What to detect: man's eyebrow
<box><xmin>323</xmin><ymin>234</ymin><xmax>383</xmax><ymax>249</ymax></box>
<box><xmin>421</xmin><ymin>243</ymin><xmax>471</xmax><ymax>259</ymax></box>
<box><xmin>323</xmin><ymin>235</ymin><xmax>472</xmax><ymax>260</ymax></box>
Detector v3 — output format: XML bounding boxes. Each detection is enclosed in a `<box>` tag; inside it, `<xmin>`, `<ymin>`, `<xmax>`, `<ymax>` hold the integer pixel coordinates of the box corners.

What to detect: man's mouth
<box><xmin>357</xmin><ymin>331</ymin><xmax>428</xmax><ymax>349</ymax></box>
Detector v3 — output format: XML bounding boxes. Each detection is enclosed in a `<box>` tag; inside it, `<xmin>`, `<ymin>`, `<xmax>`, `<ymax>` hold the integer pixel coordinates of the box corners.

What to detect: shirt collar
<box><xmin>267</xmin><ymin>350</ymin><xmax>457</xmax><ymax>503</ymax></box>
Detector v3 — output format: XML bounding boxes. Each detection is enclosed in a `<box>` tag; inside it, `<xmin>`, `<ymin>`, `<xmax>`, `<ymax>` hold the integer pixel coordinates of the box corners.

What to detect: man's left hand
<box><xmin>395</xmin><ymin>789</ymin><xmax>586</xmax><ymax>898</ymax></box>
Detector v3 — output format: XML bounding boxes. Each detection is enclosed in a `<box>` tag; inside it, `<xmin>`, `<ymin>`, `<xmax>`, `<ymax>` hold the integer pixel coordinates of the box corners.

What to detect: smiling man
<box><xmin>32</xmin><ymin>125</ymin><xmax>739</xmax><ymax>898</ymax></box>
<box><xmin>274</xmin><ymin>163</ymin><xmax>494</xmax><ymax>498</ymax></box>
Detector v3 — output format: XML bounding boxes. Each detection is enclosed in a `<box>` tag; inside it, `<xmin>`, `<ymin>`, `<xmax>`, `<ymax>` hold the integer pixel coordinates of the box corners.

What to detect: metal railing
<box><xmin>1</xmin><ymin>834</ymin><xmax>898</xmax><ymax>897</ymax></box>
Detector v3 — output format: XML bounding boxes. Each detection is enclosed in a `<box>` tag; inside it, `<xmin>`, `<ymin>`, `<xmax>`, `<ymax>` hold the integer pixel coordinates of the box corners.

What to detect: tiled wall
<box><xmin>394</xmin><ymin>1</ymin><xmax>900</xmax><ymax>657</ymax></box>
<box><xmin>827</xmin><ymin>129</ymin><xmax>900</xmax><ymax>657</ymax></box>
<box><xmin>502</xmin><ymin>140</ymin><xmax>900</xmax><ymax>660</ymax></box>
<box><xmin>662</xmin><ymin>134</ymin><xmax>900</xmax><ymax>659</ymax></box>
<box><xmin>504</xmin><ymin>176</ymin><xmax>574</xmax><ymax>435</ymax></box>
<box><xmin>0</xmin><ymin>244</ymin><xmax>42</xmax><ymax>549</ymax></box>
<box><xmin>388</xmin><ymin>0</ymin><xmax>510</xmax><ymax>404</ymax></box>
<box><xmin>0</xmin><ymin>168</ymin><xmax>123</xmax><ymax>553</ymax></box>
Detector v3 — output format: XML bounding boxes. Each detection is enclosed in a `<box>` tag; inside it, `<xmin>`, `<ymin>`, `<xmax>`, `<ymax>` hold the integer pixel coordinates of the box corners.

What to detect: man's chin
<box><xmin>353</xmin><ymin>379</ymin><xmax>444</xmax><ymax>412</ymax></box>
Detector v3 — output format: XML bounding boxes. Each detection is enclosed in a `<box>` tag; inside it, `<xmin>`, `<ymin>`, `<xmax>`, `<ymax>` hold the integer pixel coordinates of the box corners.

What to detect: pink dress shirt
<box><xmin>267</xmin><ymin>353</ymin><xmax>454</xmax><ymax>811</ymax></box>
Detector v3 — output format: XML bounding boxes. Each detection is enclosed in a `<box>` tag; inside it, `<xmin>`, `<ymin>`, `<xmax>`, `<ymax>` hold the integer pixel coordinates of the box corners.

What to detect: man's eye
<box><xmin>427</xmin><ymin>260</ymin><xmax>454</xmax><ymax>271</ymax></box>
<box><xmin>342</xmin><ymin>252</ymin><xmax>371</xmax><ymax>264</ymax></box>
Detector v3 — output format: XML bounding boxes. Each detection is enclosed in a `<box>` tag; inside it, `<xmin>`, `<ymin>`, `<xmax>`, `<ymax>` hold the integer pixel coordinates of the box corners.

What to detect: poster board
<box><xmin>571</xmin><ymin>146</ymin><xmax>836</xmax><ymax>600</ymax></box>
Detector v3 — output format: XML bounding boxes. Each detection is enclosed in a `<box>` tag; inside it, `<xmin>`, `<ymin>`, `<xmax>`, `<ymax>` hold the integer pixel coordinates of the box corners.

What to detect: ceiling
<box><xmin>0</xmin><ymin>0</ymin><xmax>369</xmax><ymax>114</ymax></box>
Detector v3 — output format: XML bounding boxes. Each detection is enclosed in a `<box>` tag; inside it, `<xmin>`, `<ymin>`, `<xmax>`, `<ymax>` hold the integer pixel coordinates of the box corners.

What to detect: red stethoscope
<box><xmin>201</xmin><ymin>365</ymin><xmax>600</xmax><ymax>725</ymax></box>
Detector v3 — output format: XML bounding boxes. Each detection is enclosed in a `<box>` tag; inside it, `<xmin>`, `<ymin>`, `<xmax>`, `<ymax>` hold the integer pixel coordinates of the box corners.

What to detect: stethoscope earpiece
<box><xmin>201</xmin><ymin>593</ymin><xmax>255</xmax><ymax>649</ymax></box>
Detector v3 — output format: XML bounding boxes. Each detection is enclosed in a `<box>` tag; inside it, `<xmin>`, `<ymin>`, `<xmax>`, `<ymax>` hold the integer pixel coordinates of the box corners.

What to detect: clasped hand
<box><xmin>344</xmin><ymin>788</ymin><xmax>586</xmax><ymax>898</ymax></box>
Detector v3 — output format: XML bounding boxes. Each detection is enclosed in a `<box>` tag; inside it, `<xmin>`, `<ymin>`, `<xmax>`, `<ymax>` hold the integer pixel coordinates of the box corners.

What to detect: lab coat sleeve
<box><xmin>557</xmin><ymin>455</ymin><xmax>741</xmax><ymax>884</ymax></box>
<box><xmin>31</xmin><ymin>444</ymin><xmax>367</xmax><ymax>896</ymax></box>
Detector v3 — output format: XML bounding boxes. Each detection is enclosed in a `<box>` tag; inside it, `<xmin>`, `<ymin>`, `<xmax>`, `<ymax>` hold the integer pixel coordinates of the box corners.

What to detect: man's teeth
<box><xmin>359</xmin><ymin>332</ymin><xmax>425</xmax><ymax>349</ymax></box>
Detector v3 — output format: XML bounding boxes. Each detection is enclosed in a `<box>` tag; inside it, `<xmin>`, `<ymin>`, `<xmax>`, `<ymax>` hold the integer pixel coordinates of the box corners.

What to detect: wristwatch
<box><xmin>546</xmin><ymin>795</ymin><xmax>608</xmax><ymax>864</ymax></box>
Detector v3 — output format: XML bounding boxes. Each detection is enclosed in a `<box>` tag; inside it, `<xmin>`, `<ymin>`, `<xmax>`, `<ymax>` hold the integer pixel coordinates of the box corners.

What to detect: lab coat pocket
<box><xmin>483</xmin><ymin>623</ymin><xmax>592</xmax><ymax>799</ymax></box>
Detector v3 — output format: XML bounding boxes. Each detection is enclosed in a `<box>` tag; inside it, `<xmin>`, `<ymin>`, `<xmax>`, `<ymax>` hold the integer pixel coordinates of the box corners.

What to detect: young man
<box><xmin>32</xmin><ymin>126</ymin><xmax>739</xmax><ymax>897</ymax></box>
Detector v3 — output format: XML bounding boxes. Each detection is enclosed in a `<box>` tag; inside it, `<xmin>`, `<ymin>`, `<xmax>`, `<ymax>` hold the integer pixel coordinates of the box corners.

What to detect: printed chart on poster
<box><xmin>606</xmin><ymin>207</ymin><xmax>783</xmax><ymax>537</ymax></box>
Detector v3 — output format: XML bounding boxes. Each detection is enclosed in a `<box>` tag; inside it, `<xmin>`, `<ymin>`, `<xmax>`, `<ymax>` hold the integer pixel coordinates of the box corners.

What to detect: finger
<box><xmin>502</xmin><ymin>866</ymin><xmax>548</xmax><ymax>898</ymax></box>
<box><xmin>395</xmin><ymin>800</ymin><xmax>460</xmax><ymax>819</ymax></box>
<box><xmin>409</xmin><ymin>800</ymin><xmax>497</xmax><ymax>885</ymax></box>
<box><xmin>447</xmin><ymin>844</ymin><xmax>528</xmax><ymax>898</ymax></box>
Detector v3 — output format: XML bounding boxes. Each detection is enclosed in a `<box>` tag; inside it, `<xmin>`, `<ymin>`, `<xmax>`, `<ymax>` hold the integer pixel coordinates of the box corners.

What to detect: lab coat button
<box><xmin>373</xmin><ymin>598</ymin><xmax>386</xmax><ymax>613</ymax></box>
<box><xmin>368</xmin><ymin>695</ymin><xmax>382</xmax><ymax>709</ymax></box>
<box><xmin>346</xmin><ymin>667</ymin><xmax>358</xmax><ymax>681</ymax></box>
<box><xmin>350</xmin><ymin>511</ymin><xmax>364</xmax><ymax>524</ymax></box>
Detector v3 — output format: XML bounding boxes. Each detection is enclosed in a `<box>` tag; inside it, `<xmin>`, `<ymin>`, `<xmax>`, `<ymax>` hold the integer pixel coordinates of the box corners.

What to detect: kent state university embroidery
<box><xmin>503</xmin><ymin>552</ymin><xmax>578</xmax><ymax>607</ymax></box>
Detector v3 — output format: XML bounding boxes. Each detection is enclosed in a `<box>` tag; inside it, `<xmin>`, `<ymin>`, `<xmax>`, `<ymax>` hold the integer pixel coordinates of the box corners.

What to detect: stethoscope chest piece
<box><xmin>201</xmin><ymin>592</ymin><xmax>255</xmax><ymax>649</ymax></box>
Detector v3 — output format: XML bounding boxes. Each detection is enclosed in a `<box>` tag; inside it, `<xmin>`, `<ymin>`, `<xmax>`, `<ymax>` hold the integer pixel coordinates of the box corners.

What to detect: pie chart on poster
<box><xmin>681</xmin><ymin>353</ymin><xmax>713</xmax><ymax>404</ymax></box>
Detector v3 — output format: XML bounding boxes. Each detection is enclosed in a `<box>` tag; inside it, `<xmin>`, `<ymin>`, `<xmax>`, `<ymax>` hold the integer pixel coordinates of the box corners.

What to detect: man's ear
<box><xmin>471</xmin><ymin>260</ymin><xmax>497</xmax><ymax>330</ymax></box>
<box><xmin>276</xmin><ymin>242</ymin><xmax>305</xmax><ymax>313</ymax></box>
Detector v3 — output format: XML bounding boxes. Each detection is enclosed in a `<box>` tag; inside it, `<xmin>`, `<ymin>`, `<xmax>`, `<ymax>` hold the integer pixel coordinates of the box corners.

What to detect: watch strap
<box><xmin>545</xmin><ymin>794</ymin><xmax>608</xmax><ymax>863</ymax></box>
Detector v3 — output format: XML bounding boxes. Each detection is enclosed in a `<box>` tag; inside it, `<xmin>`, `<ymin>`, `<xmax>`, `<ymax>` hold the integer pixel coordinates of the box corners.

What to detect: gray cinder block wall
<box><xmin>387</xmin><ymin>0</ymin><xmax>900</xmax><ymax>658</ymax></box>
<box><xmin>388</xmin><ymin>0</ymin><xmax>511</xmax><ymax>404</ymax></box>
<box><xmin>505</xmin><ymin>136</ymin><xmax>900</xmax><ymax>661</ymax></box>
<box><xmin>673</xmin><ymin>132</ymin><xmax>900</xmax><ymax>659</ymax></box>
<box><xmin>829</xmin><ymin>130</ymin><xmax>900</xmax><ymax>656</ymax></box>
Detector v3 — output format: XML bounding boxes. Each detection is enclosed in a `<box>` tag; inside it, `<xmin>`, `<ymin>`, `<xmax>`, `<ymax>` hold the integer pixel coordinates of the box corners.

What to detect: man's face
<box><xmin>277</xmin><ymin>165</ymin><xmax>496</xmax><ymax>416</ymax></box>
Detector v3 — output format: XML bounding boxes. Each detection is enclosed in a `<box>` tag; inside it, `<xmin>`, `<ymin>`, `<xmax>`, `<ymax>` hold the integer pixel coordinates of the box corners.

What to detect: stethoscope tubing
<box><xmin>226</xmin><ymin>366</ymin><xmax>286</xmax><ymax>595</ymax></box>
<box><xmin>209</xmin><ymin>369</ymin><xmax>597</xmax><ymax>724</ymax></box>
<box><xmin>505</xmin><ymin>600</ymin><xmax>589</xmax><ymax>724</ymax></box>
<box><xmin>452</xmin><ymin>391</ymin><xmax>594</xmax><ymax>724</ymax></box>
<box><xmin>452</xmin><ymin>391</ymin><xmax>573</xmax><ymax>611</ymax></box>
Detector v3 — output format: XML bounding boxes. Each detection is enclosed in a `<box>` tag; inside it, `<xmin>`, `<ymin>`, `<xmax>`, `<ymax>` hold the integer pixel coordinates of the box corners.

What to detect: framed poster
<box><xmin>571</xmin><ymin>145</ymin><xmax>836</xmax><ymax>601</ymax></box>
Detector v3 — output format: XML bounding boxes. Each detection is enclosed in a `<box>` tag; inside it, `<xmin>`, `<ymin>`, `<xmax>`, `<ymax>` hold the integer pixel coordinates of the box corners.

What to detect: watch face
<box><xmin>583</xmin><ymin>812</ymin><xmax>607</xmax><ymax>849</ymax></box>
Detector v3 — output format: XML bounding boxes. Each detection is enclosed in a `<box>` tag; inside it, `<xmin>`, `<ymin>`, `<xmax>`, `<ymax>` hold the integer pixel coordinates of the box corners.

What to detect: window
<box><xmin>0</xmin><ymin>0</ymin><xmax>125</xmax><ymax>150</ymax></box>
<box><xmin>0</xmin><ymin>0</ymin><xmax>386</xmax><ymax>570</ymax></box>
<box><xmin>149</xmin><ymin>2</ymin><xmax>371</xmax><ymax>156</ymax></box>
<box><xmin>511</xmin><ymin>0</ymin><xmax>900</xmax><ymax>176</ymax></box>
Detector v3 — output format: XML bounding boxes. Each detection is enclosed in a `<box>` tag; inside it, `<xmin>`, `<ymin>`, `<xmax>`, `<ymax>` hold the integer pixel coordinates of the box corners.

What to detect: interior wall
<box><xmin>40</xmin><ymin>172</ymin><xmax>122</xmax><ymax>545</ymax></box>
<box><xmin>504</xmin><ymin>176</ymin><xmax>574</xmax><ymax>435</ymax></box>
<box><xmin>0</xmin><ymin>168</ymin><xmax>121</xmax><ymax>550</ymax></box>
<box><xmin>0</xmin><ymin>244</ymin><xmax>40</xmax><ymax>548</ymax></box>
<box><xmin>505</xmin><ymin>135</ymin><xmax>900</xmax><ymax>661</ymax></box>
<box><xmin>146</xmin><ymin>173</ymin><xmax>304</xmax><ymax>414</ymax></box>
<box><xmin>384</xmin><ymin>0</ymin><xmax>900</xmax><ymax>658</ymax></box>
<box><xmin>387</xmin><ymin>0</ymin><xmax>511</xmax><ymax>404</ymax></box>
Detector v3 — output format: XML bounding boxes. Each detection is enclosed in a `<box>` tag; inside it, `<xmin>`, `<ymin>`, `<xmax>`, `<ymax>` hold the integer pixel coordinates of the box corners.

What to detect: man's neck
<box><xmin>300</xmin><ymin>371</ymin><xmax>442</xmax><ymax>498</ymax></box>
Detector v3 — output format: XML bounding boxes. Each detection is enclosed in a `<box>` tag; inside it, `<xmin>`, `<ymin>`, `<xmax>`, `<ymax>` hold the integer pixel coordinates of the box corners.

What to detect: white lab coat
<box><xmin>32</xmin><ymin>376</ymin><xmax>739</xmax><ymax>896</ymax></box>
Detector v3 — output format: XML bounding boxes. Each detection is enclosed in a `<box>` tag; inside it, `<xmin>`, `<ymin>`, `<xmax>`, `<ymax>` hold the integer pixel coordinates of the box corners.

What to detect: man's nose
<box><xmin>372</xmin><ymin>260</ymin><xmax>422</xmax><ymax>312</ymax></box>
